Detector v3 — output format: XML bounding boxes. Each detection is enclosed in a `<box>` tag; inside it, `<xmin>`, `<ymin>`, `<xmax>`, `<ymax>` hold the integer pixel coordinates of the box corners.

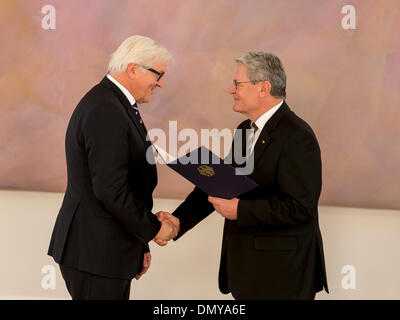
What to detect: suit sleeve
<box><xmin>237</xmin><ymin>129</ymin><xmax>322</xmax><ymax>227</ymax></box>
<box><xmin>173</xmin><ymin>187</ymin><xmax>215</xmax><ymax>240</ymax></box>
<box><xmin>84</xmin><ymin>104</ymin><xmax>161</xmax><ymax>243</ymax></box>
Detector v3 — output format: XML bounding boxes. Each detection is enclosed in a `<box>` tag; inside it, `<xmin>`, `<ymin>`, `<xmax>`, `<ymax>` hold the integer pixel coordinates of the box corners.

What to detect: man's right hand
<box><xmin>153</xmin><ymin>211</ymin><xmax>180</xmax><ymax>246</ymax></box>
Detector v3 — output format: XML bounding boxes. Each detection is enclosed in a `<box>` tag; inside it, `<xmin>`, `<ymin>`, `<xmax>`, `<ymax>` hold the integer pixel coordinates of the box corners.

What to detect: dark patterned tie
<box><xmin>132</xmin><ymin>103</ymin><xmax>143</xmax><ymax>125</ymax></box>
<box><xmin>132</xmin><ymin>102</ymin><xmax>151</xmax><ymax>148</ymax></box>
<box><xmin>246</xmin><ymin>121</ymin><xmax>258</xmax><ymax>159</ymax></box>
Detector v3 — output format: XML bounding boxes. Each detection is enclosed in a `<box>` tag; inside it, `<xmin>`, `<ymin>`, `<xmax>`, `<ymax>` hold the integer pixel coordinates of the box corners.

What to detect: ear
<box><xmin>126</xmin><ymin>63</ymin><xmax>139</xmax><ymax>79</ymax></box>
<box><xmin>259</xmin><ymin>81</ymin><xmax>271</xmax><ymax>97</ymax></box>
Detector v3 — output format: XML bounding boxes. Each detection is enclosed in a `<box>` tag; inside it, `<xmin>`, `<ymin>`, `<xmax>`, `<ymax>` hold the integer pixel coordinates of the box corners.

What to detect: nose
<box><xmin>157</xmin><ymin>78</ymin><xmax>164</xmax><ymax>88</ymax></box>
<box><xmin>229</xmin><ymin>83</ymin><xmax>236</xmax><ymax>94</ymax></box>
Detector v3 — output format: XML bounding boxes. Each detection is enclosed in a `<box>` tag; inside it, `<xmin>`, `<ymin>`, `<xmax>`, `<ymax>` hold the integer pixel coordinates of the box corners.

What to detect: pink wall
<box><xmin>1</xmin><ymin>0</ymin><xmax>399</xmax><ymax>209</ymax></box>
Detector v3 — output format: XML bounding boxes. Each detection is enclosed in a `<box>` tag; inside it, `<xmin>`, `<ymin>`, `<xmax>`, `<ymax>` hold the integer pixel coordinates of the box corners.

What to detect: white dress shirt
<box><xmin>106</xmin><ymin>74</ymin><xmax>136</xmax><ymax>106</ymax></box>
<box><xmin>250</xmin><ymin>100</ymin><xmax>284</xmax><ymax>152</ymax></box>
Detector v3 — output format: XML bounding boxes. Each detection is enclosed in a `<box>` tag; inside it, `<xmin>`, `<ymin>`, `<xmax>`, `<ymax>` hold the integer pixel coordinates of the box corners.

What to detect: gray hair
<box><xmin>108</xmin><ymin>35</ymin><xmax>173</xmax><ymax>74</ymax></box>
<box><xmin>235</xmin><ymin>51</ymin><xmax>286</xmax><ymax>99</ymax></box>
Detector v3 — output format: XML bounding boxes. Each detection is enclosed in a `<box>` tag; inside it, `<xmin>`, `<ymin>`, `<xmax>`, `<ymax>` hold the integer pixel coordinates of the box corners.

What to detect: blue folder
<box><xmin>156</xmin><ymin>145</ymin><xmax>258</xmax><ymax>199</ymax></box>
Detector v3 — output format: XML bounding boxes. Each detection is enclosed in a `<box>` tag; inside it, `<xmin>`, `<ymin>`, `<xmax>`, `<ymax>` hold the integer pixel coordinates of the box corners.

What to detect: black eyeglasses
<box><xmin>140</xmin><ymin>64</ymin><xmax>165</xmax><ymax>81</ymax></box>
<box><xmin>233</xmin><ymin>80</ymin><xmax>255</xmax><ymax>90</ymax></box>
<box><xmin>233</xmin><ymin>80</ymin><xmax>267</xmax><ymax>90</ymax></box>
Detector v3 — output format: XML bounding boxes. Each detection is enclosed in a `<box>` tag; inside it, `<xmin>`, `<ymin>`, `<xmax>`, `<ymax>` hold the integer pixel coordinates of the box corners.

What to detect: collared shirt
<box><xmin>106</xmin><ymin>74</ymin><xmax>136</xmax><ymax>106</ymax></box>
<box><xmin>250</xmin><ymin>100</ymin><xmax>284</xmax><ymax>152</ymax></box>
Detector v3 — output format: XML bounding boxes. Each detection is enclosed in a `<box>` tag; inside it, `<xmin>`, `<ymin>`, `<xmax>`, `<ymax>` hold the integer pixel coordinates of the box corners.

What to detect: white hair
<box><xmin>107</xmin><ymin>35</ymin><xmax>173</xmax><ymax>74</ymax></box>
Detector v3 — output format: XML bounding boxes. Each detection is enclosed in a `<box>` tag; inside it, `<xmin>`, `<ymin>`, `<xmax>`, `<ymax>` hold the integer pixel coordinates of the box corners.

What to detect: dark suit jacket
<box><xmin>48</xmin><ymin>76</ymin><xmax>161</xmax><ymax>279</ymax></box>
<box><xmin>173</xmin><ymin>102</ymin><xmax>329</xmax><ymax>299</ymax></box>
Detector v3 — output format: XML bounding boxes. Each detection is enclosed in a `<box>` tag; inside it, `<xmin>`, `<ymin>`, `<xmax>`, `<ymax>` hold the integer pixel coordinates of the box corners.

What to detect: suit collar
<box><xmin>261</xmin><ymin>101</ymin><xmax>290</xmax><ymax>134</ymax></box>
<box><xmin>252</xmin><ymin>101</ymin><xmax>291</xmax><ymax>166</ymax></box>
<box><xmin>106</xmin><ymin>74</ymin><xmax>136</xmax><ymax>106</ymax></box>
<box><xmin>253</xmin><ymin>100</ymin><xmax>284</xmax><ymax>133</ymax></box>
<box><xmin>100</xmin><ymin>76</ymin><xmax>148</xmax><ymax>144</ymax></box>
<box><xmin>100</xmin><ymin>76</ymin><xmax>133</xmax><ymax>108</ymax></box>
<box><xmin>99</xmin><ymin>76</ymin><xmax>157</xmax><ymax>185</ymax></box>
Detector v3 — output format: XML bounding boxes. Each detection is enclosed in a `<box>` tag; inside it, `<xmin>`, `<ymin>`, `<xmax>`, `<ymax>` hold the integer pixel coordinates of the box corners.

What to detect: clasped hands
<box><xmin>153</xmin><ymin>211</ymin><xmax>180</xmax><ymax>246</ymax></box>
<box><xmin>153</xmin><ymin>197</ymin><xmax>238</xmax><ymax>246</ymax></box>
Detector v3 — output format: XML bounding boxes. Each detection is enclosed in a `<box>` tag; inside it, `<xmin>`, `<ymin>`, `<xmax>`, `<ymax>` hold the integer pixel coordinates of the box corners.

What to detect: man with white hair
<box><xmin>48</xmin><ymin>35</ymin><xmax>178</xmax><ymax>299</ymax></box>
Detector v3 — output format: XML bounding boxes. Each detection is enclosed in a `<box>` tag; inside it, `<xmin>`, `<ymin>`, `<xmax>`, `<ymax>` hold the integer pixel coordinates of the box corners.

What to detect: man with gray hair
<box><xmin>164</xmin><ymin>51</ymin><xmax>329</xmax><ymax>299</ymax></box>
<box><xmin>48</xmin><ymin>35</ymin><xmax>179</xmax><ymax>299</ymax></box>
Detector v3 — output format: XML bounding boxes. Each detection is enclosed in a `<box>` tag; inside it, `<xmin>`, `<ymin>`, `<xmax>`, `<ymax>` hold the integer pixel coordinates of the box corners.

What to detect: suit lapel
<box><xmin>100</xmin><ymin>77</ymin><xmax>149</xmax><ymax>146</ymax></box>
<box><xmin>125</xmin><ymin>105</ymin><xmax>150</xmax><ymax>145</ymax></box>
<box><xmin>252</xmin><ymin>102</ymin><xmax>291</xmax><ymax>166</ymax></box>
<box><xmin>100</xmin><ymin>76</ymin><xmax>157</xmax><ymax>184</ymax></box>
<box><xmin>253</xmin><ymin>130</ymin><xmax>271</xmax><ymax>166</ymax></box>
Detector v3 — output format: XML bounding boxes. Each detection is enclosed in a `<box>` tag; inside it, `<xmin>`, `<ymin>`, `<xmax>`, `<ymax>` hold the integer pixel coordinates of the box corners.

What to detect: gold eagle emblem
<box><xmin>197</xmin><ymin>165</ymin><xmax>215</xmax><ymax>177</ymax></box>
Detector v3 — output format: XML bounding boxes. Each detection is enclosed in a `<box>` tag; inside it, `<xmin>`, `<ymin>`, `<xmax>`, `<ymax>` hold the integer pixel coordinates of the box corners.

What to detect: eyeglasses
<box><xmin>233</xmin><ymin>80</ymin><xmax>255</xmax><ymax>90</ymax></box>
<box><xmin>140</xmin><ymin>64</ymin><xmax>165</xmax><ymax>81</ymax></box>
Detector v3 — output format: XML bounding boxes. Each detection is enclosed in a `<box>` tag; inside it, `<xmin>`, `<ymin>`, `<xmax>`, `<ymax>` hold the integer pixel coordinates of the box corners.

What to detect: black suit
<box><xmin>48</xmin><ymin>77</ymin><xmax>161</xmax><ymax>297</ymax></box>
<box><xmin>173</xmin><ymin>102</ymin><xmax>329</xmax><ymax>299</ymax></box>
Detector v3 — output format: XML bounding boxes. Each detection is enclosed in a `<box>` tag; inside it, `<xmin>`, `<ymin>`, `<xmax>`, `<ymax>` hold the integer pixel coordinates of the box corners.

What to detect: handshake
<box><xmin>153</xmin><ymin>211</ymin><xmax>180</xmax><ymax>246</ymax></box>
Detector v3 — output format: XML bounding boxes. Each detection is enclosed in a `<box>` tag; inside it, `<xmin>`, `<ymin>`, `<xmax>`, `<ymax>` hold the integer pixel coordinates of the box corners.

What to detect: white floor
<box><xmin>1</xmin><ymin>190</ymin><xmax>400</xmax><ymax>300</ymax></box>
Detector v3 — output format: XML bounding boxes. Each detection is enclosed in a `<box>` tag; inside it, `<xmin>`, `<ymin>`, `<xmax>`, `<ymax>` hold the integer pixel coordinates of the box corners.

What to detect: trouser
<box><xmin>232</xmin><ymin>290</ymin><xmax>316</xmax><ymax>300</ymax></box>
<box><xmin>60</xmin><ymin>264</ymin><xmax>132</xmax><ymax>300</ymax></box>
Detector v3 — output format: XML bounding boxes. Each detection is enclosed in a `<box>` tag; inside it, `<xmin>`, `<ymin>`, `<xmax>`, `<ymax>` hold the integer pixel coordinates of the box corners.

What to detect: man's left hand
<box><xmin>135</xmin><ymin>252</ymin><xmax>151</xmax><ymax>280</ymax></box>
<box><xmin>208</xmin><ymin>196</ymin><xmax>239</xmax><ymax>220</ymax></box>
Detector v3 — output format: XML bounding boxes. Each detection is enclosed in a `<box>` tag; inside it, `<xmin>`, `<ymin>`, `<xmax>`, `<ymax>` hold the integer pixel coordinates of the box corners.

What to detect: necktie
<box><xmin>246</xmin><ymin>121</ymin><xmax>258</xmax><ymax>159</ymax></box>
<box><xmin>132</xmin><ymin>103</ymin><xmax>149</xmax><ymax>144</ymax></box>
<box><xmin>132</xmin><ymin>103</ymin><xmax>143</xmax><ymax>124</ymax></box>
<box><xmin>132</xmin><ymin>103</ymin><xmax>156</xmax><ymax>168</ymax></box>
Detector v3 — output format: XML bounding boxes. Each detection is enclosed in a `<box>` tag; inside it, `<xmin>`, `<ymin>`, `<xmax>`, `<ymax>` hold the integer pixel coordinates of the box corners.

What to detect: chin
<box><xmin>143</xmin><ymin>94</ymin><xmax>153</xmax><ymax>103</ymax></box>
